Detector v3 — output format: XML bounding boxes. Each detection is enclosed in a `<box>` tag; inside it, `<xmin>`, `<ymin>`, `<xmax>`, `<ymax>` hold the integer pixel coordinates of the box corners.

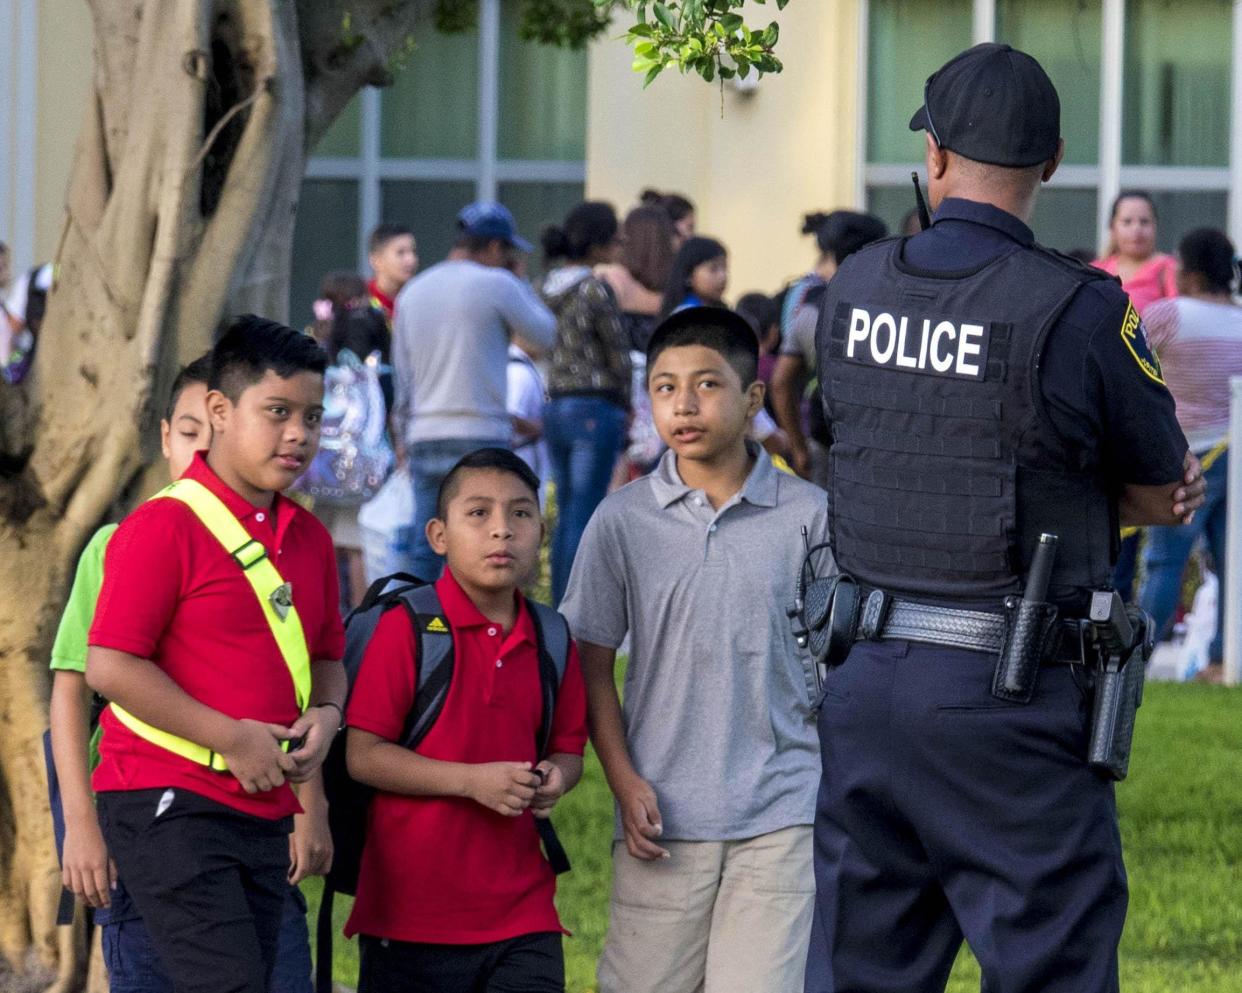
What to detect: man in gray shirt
<box><xmin>392</xmin><ymin>201</ymin><xmax>556</xmax><ymax>581</ymax></box>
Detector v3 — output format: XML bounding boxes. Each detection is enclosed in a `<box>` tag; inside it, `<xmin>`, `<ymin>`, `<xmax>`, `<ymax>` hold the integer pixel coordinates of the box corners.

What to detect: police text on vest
<box><xmin>844</xmin><ymin>307</ymin><xmax>989</xmax><ymax>381</ymax></box>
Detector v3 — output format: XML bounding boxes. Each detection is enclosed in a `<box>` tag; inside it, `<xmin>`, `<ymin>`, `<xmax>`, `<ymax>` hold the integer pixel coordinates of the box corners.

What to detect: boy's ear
<box><xmin>205</xmin><ymin>389</ymin><xmax>231</xmax><ymax>433</ymax></box>
<box><xmin>426</xmin><ymin>516</ymin><xmax>448</xmax><ymax>556</ymax></box>
<box><xmin>745</xmin><ymin>380</ymin><xmax>766</xmax><ymax>418</ymax></box>
<box><xmin>159</xmin><ymin>419</ymin><xmax>172</xmax><ymax>461</ymax></box>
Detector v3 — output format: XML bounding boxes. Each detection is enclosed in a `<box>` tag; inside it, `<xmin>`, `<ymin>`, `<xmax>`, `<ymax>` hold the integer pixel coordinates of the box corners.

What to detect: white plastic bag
<box><xmin>358</xmin><ymin>465</ymin><xmax>416</xmax><ymax>584</ymax></box>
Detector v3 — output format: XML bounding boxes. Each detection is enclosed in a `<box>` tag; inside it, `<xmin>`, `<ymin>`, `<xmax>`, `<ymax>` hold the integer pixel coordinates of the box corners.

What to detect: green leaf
<box><xmin>653</xmin><ymin>2</ymin><xmax>676</xmax><ymax>30</ymax></box>
<box><xmin>643</xmin><ymin>63</ymin><xmax>665</xmax><ymax>86</ymax></box>
<box><xmin>697</xmin><ymin>58</ymin><xmax>716</xmax><ymax>82</ymax></box>
<box><xmin>761</xmin><ymin>20</ymin><xmax>779</xmax><ymax>47</ymax></box>
<box><xmin>720</xmin><ymin>13</ymin><xmax>744</xmax><ymax>33</ymax></box>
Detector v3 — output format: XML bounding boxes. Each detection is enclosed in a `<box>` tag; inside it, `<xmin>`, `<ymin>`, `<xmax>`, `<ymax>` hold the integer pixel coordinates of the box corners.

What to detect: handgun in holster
<box><xmin>1083</xmin><ymin>589</ymin><xmax>1153</xmax><ymax>781</ymax></box>
<box><xmin>787</xmin><ymin>529</ymin><xmax>860</xmax><ymax>680</ymax></box>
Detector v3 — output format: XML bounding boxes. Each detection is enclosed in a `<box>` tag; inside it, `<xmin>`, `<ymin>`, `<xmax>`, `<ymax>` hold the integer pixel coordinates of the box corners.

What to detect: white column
<box><xmin>10</xmin><ymin>0</ymin><xmax>38</xmax><ymax>275</ymax></box>
<box><xmin>854</xmin><ymin>0</ymin><xmax>870</xmax><ymax>209</ymax></box>
<box><xmin>973</xmin><ymin>0</ymin><xmax>996</xmax><ymax>45</ymax></box>
<box><xmin>357</xmin><ymin>86</ymin><xmax>382</xmax><ymax>273</ymax></box>
<box><xmin>477</xmin><ymin>0</ymin><xmax>501</xmax><ymax>202</ymax></box>
<box><xmin>1225</xmin><ymin>377</ymin><xmax>1242</xmax><ymax>685</ymax></box>
<box><xmin>1097</xmin><ymin>0</ymin><xmax>1125</xmax><ymax>254</ymax></box>
<box><xmin>0</xmin><ymin>0</ymin><xmax>13</xmax><ymax>259</ymax></box>
<box><xmin>1229</xmin><ymin>0</ymin><xmax>1242</xmax><ymax>249</ymax></box>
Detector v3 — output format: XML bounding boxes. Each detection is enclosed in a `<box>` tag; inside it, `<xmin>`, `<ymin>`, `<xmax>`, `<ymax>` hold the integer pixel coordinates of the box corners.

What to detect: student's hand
<box><xmin>288</xmin><ymin>805</ymin><xmax>334</xmax><ymax>884</ymax></box>
<box><xmin>62</xmin><ymin>816</ymin><xmax>116</xmax><ymax>908</ymax></box>
<box><xmin>221</xmin><ymin>719</ymin><xmax>298</xmax><ymax>793</ymax></box>
<box><xmin>530</xmin><ymin>760</ymin><xmax>566</xmax><ymax>819</ymax></box>
<box><xmin>615</xmin><ymin>774</ymin><xmax>669</xmax><ymax>861</ymax></box>
<box><xmin>1174</xmin><ymin>450</ymin><xmax>1206</xmax><ymax>523</ymax></box>
<box><xmin>287</xmin><ymin>705</ymin><xmax>340</xmax><ymax>782</ymax></box>
<box><xmin>467</xmin><ymin>761</ymin><xmax>541</xmax><ymax>817</ymax></box>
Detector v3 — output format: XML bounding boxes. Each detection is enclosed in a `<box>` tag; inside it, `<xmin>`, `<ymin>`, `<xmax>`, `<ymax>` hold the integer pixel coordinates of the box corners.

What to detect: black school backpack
<box><xmin>314</xmin><ymin>573</ymin><xmax>572</xmax><ymax>993</ymax></box>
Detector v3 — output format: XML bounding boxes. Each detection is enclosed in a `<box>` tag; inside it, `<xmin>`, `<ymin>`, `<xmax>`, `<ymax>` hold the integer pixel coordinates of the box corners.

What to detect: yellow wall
<box><xmin>35</xmin><ymin>0</ymin><xmax>91</xmax><ymax>262</ymax></box>
<box><xmin>585</xmin><ymin>1</ymin><xmax>863</xmax><ymax>296</ymax></box>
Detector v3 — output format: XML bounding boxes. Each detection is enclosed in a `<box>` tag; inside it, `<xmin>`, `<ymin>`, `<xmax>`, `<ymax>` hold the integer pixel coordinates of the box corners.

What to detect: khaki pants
<box><xmin>598</xmin><ymin>825</ymin><xmax>814</xmax><ymax>993</ymax></box>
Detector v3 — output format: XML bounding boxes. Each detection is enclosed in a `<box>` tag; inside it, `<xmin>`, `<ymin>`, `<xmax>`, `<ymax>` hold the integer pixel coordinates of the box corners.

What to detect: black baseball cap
<box><xmin>909</xmin><ymin>43</ymin><xmax>1061</xmax><ymax>168</ymax></box>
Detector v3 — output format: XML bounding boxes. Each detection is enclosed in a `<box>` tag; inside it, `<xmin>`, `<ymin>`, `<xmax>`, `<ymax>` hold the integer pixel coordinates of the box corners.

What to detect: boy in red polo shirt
<box><xmin>87</xmin><ymin>316</ymin><xmax>348</xmax><ymax>993</ymax></box>
<box><xmin>345</xmin><ymin>448</ymin><xmax>588</xmax><ymax>993</ymax></box>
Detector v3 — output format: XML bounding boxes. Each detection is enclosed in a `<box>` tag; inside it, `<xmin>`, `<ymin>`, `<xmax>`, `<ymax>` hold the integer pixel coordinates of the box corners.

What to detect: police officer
<box><xmin>803</xmin><ymin>44</ymin><xmax>1206</xmax><ymax>993</ymax></box>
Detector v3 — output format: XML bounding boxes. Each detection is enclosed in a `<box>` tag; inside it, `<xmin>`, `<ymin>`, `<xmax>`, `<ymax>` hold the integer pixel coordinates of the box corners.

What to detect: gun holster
<box><xmin>801</xmin><ymin>574</ymin><xmax>862</xmax><ymax>670</ymax></box>
<box><xmin>1087</xmin><ymin>604</ymin><xmax>1153</xmax><ymax>781</ymax></box>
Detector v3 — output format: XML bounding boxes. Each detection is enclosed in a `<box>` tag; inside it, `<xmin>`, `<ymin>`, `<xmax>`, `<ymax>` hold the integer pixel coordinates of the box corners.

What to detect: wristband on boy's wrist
<box><xmin>312</xmin><ymin>700</ymin><xmax>345</xmax><ymax>731</ymax></box>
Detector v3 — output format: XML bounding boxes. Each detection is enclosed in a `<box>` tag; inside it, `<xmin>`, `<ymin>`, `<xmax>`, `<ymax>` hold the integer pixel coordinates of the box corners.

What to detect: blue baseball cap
<box><xmin>456</xmin><ymin>201</ymin><xmax>533</xmax><ymax>252</ymax></box>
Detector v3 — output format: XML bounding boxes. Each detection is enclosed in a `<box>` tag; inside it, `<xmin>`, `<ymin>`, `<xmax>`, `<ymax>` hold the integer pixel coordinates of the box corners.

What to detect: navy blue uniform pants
<box><xmin>805</xmin><ymin>641</ymin><xmax>1127</xmax><ymax>993</ymax></box>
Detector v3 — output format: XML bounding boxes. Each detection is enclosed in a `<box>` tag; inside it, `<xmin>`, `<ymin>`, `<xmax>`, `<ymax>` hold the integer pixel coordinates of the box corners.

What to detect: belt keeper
<box><xmin>859</xmin><ymin>589</ymin><xmax>891</xmax><ymax>641</ymax></box>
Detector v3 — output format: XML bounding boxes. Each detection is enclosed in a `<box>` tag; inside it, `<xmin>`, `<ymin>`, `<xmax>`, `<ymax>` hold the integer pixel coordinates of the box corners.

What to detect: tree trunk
<box><xmin>0</xmin><ymin>1</ymin><xmax>434</xmax><ymax>987</ymax></box>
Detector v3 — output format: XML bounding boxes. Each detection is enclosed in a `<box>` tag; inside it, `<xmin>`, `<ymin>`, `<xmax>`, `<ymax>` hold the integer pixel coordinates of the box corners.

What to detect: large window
<box><xmin>862</xmin><ymin>0</ymin><xmax>1236</xmax><ymax>258</ymax></box>
<box><xmin>291</xmin><ymin>0</ymin><xmax>588</xmax><ymax>325</ymax></box>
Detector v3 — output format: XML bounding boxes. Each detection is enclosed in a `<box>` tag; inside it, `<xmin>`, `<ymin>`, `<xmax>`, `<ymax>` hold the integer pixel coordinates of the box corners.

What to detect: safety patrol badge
<box><xmin>1119</xmin><ymin>301</ymin><xmax>1165</xmax><ymax>385</ymax></box>
<box><xmin>270</xmin><ymin>582</ymin><xmax>294</xmax><ymax>621</ymax></box>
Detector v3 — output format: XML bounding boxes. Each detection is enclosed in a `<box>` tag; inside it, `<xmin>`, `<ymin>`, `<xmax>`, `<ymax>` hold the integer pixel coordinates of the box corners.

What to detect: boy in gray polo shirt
<box><xmin>560</xmin><ymin>307</ymin><xmax>831</xmax><ymax>993</ymax></box>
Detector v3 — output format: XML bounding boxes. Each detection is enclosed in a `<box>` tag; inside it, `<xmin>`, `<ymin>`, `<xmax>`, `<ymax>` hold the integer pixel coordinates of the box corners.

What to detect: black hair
<box><xmin>1109</xmin><ymin>190</ymin><xmax>1157</xmax><ymax>223</ymax></box>
<box><xmin>209</xmin><ymin>314</ymin><xmax>328</xmax><ymax>402</ymax></box>
<box><xmin>640</xmin><ymin>188</ymin><xmax>695</xmax><ymax>224</ymax></box>
<box><xmin>1179</xmin><ymin>227</ymin><xmax>1237</xmax><ymax>295</ymax></box>
<box><xmin>454</xmin><ymin>232</ymin><xmax>503</xmax><ymax>255</ymax></box>
<box><xmin>369</xmin><ymin>223</ymin><xmax>414</xmax><ymax>254</ymax></box>
<box><xmin>661</xmin><ymin>236</ymin><xmax>728</xmax><ymax>316</ymax></box>
<box><xmin>646</xmin><ymin>306</ymin><xmax>759</xmax><ymax>387</ymax></box>
<box><xmin>436</xmin><ymin>447</ymin><xmax>541</xmax><ymax>520</ymax></box>
<box><xmin>734</xmin><ymin>292</ymin><xmax>778</xmax><ymax>338</ymax></box>
<box><xmin>803</xmin><ymin>210</ymin><xmax>888</xmax><ymax>264</ymax></box>
<box><xmin>163</xmin><ymin>353</ymin><xmax>212</xmax><ymax>422</ymax></box>
<box><xmin>542</xmin><ymin>201</ymin><xmax>619</xmax><ymax>263</ymax></box>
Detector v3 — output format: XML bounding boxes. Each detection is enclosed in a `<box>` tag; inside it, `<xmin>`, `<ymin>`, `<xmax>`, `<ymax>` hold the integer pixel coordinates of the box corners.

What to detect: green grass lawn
<box><xmin>306</xmin><ymin>681</ymin><xmax>1242</xmax><ymax>992</ymax></box>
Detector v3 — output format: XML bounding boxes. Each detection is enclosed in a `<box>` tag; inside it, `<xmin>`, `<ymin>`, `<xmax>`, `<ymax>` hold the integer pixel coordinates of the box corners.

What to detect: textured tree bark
<box><xmin>0</xmin><ymin>1</ymin><xmax>434</xmax><ymax>987</ymax></box>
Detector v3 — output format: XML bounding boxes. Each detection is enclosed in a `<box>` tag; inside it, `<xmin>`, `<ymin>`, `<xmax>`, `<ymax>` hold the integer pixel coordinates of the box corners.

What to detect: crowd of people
<box><xmin>27</xmin><ymin>151</ymin><xmax>1242</xmax><ymax>992</ymax></box>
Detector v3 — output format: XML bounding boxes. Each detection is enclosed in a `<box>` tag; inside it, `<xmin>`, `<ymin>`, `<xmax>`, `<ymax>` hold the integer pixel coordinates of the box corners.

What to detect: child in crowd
<box><xmin>367</xmin><ymin>223</ymin><xmax>419</xmax><ymax>324</ymax></box>
<box><xmin>507</xmin><ymin>343</ymin><xmax>549</xmax><ymax>507</ymax></box>
<box><xmin>661</xmin><ymin>236</ymin><xmax>729</xmax><ymax>315</ymax></box>
<box><xmin>345</xmin><ymin>448</ymin><xmax>588</xmax><ymax>993</ymax></box>
<box><xmin>560</xmin><ymin>307</ymin><xmax>831</xmax><ymax>993</ymax></box>
<box><xmin>86</xmin><ymin>317</ymin><xmax>347</xmax><ymax>993</ymax></box>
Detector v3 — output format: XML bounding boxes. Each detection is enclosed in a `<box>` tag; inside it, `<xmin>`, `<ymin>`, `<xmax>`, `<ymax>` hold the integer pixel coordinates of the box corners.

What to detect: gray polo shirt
<box><xmin>559</xmin><ymin>445</ymin><xmax>833</xmax><ymax>841</ymax></box>
<box><xmin>391</xmin><ymin>259</ymin><xmax>556</xmax><ymax>446</ymax></box>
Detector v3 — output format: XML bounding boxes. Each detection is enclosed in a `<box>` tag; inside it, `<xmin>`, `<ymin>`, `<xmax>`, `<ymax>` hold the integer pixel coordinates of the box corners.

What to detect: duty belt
<box><xmin>853</xmin><ymin>590</ymin><xmax>1087</xmax><ymax>663</ymax></box>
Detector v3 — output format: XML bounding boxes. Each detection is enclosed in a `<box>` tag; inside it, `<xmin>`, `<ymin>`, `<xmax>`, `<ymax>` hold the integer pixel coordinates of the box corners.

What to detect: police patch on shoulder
<box><xmin>1119</xmin><ymin>301</ymin><xmax>1165</xmax><ymax>384</ymax></box>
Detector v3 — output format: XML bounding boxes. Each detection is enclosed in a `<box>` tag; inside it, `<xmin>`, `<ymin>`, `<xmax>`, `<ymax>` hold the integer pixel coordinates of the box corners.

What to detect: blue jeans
<box><xmin>544</xmin><ymin>397</ymin><xmax>627</xmax><ymax>605</ymax></box>
<box><xmin>100</xmin><ymin>883</ymin><xmax>310</xmax><ymax>993</ymax></box>
<box><xmin>1138</xmin><ymin>451</ymin><xmax>1229</xmax><ymax>662</ymax></box>
<box><xmin>270</xmin><ymin>885</ymin><xmax>314</xmax><ymax>993</ymax></box>
<box><xmin>407</xmin><ymin>437</ymin><xmax>509</xmax><ymax>582</ymax></box>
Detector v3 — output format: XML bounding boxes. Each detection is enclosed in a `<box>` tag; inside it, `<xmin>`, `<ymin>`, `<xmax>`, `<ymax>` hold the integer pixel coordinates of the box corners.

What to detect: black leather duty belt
<box><xmin>853</xmin><ymin>590</ymin><xmax>1086</xmax><ymax>664</ymax></box>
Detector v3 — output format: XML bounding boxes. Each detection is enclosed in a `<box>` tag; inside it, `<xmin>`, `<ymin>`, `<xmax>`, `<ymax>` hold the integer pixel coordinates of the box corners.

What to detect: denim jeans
<box><xmin>544</xmin><ymin>397</ymin><xmax>627</xmax><ymax>605</ymax></box>
<box><xmin>407</xmin><ymin>437</ymin><xmax>509</xmax><ymax>582</ymax></box>
<box><xmin>1138</xmin><ymin>451</ymin><xmax>1229</xmax><ymax>662</ymax></box>
<box><xmin>270</xmin><ymin>885</ymin><xmax>314</xmax><ymax>993</ymax></box>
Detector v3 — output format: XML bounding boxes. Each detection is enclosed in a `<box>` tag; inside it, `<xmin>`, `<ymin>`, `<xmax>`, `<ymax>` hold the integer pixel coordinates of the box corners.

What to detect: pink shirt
<box><xmin>1092</xmin><ymin>253</ymin><xmax>1178</xmax><ymax>313</ymax></box>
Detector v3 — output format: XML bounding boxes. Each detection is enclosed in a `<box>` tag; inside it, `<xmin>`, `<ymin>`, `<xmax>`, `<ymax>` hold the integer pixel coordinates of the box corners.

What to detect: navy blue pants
<box><xmin>358</xmin><ymin>932</ymin><xmax>564</xmax><ymax>993</ymax></box>
<box><xmin>805</xmin><ymin>641</ymin><xmax>1127</xmax><ymax>993</ymax></box>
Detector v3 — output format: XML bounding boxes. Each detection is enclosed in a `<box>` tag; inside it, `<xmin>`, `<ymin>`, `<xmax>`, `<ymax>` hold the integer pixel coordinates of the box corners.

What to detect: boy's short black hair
<box><xmin>163</xmin><ymin>353</ymin><xmax>212</xmax><ymax>422</ymax></box>
<box><xmin>436</xmin><ymin>448</ymin><xmax>541</xmax><ymax>520</ymax></box>
<box><xmin>209</xmin><ymin>314</ymin><xmax>327</xmax><ymax>402</ymax></box>
<box><xmin>646</xmin><ymin>305</ymin><xmax>760</xmax><ymax>386</ymax></box>
<box><xmin>368</xmin><ymin>222</ymin><xmax>414</xmax><ymax>254</ymax></box>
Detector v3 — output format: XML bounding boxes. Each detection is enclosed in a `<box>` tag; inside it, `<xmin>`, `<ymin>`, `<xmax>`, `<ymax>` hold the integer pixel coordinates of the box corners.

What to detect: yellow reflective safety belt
<box><xmin>110</xmin><ymin>478</ymin><xmax>312</xmax><ymax>773</ymax></box>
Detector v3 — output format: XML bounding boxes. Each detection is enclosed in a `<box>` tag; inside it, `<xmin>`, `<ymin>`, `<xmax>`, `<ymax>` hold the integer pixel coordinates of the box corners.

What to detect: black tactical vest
<box><xmin>816</xmin><ymin>237</ymin><xmax>1116</xmax><ymax>607</ymax></box>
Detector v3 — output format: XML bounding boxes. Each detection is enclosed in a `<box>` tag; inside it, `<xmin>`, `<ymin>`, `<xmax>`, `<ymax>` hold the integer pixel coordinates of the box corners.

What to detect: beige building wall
<box><xmin>585</xmin><ymin>0</ymin><xmax>863</xmax><ymax>296</ymax></box>
<box><xmin>34</xmin><ymin>0</ymin><xmax>91</xmax><ymax>263</ymax></box>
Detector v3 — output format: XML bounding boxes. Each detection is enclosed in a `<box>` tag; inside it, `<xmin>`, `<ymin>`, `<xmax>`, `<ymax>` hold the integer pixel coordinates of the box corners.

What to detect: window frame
<box><xmin>858</xmin><ymin>0</ymin><xmax>1242</xmax><ymax>252</ymax></box>
<box><xmin>305</xmin><ymin>0</ymin><xmax>587</xmax><ymax>273</ymax></box>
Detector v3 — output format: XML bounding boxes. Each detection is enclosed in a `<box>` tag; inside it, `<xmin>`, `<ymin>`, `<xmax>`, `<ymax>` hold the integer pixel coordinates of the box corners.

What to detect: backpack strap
<box><xmin>525</xmin><ymin>598</ymin><xmax>573</xmax><ymax>875</ymax></box>
<box><xmin>399</xmin><ymin>584</ymin><xmax>455</xmax><ymax>749</ymax></box>
<box><xmin>526</xmin><ymin>599</ymin><xmax>570</xmax><ymax>757</ymax></box>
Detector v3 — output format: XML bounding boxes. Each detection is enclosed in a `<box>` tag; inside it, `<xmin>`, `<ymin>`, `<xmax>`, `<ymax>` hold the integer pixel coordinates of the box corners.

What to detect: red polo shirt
<box><xmin>344</xmin><ymin>568</ymin><xmax>588</xmax><ymax>944</ymax></box>
<box><xmin>367</xmin><ymin>279</ymin><xmax>395</xmax><ymax>324</ymax></box>
<box><xmin>89</xmin><ymin>451</ymin><xmax>345</xmax><ymax>819</ymax></box>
